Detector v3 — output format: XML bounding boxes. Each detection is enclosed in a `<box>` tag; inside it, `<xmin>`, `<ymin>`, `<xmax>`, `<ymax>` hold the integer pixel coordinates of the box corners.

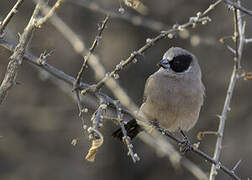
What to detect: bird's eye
<box><xmin>169</xmin><ymin>55</ymin><xmax>192</xmax><ymax>73</ymax></box>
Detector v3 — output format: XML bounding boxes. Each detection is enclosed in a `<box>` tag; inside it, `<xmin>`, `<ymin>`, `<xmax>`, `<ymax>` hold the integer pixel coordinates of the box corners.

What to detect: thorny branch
<box><xmin>209</xmin><ymin>0</ymin><xmax>246</xmax><ymax>180</ymax></box>
<box><xmin>114</xmin><ymin>101</ymin><xmax>140</xmax><ymax>163</ymax></box>
<box><xmin>154</xmin><ymin>125</ymin><xmax>241</xmax><ymax>180</ymax></box>
<box><xmin>34</xmin><ymin>0</ymin><xmax>63</xmax><ymax>27</ymax></box>
<box><xmin>0</xmin><ymin>0</ymin><xmax>63</xmax><ymax>105</ymax></box>
<box><xmin>0</xmin><ymin>0</ymin><xmax>24</xmax><ymax>36</ymax></box>
<box><xmin>0</xmin><ymin>1</ymin><xmax>41</xmax><ymax>105</ymax></box>
<box><xmin>73</xmin><ymin>16</ymin><xmax>109</xmax><ymax>127</ymax></box>
<box><xmin>74</xmin><ymin>16</ymin><xmax>109</xmax><ymax>87</ymax></box>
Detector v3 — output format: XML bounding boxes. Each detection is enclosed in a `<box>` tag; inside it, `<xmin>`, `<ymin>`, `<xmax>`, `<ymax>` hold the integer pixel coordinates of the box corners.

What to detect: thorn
<box><xmin>15</xmin><ymin>81</ymin><xmax>23</xmax><ymax>86</ymax></box>
<box><xmin>17</xmin><ymin>32</ymin><xmax>21</xmax><ymax>39</ymax></box>
<box><xmin>232</xmin><ymin>159</ymin><xmax>242</xmax><ymax>172</ymax></box>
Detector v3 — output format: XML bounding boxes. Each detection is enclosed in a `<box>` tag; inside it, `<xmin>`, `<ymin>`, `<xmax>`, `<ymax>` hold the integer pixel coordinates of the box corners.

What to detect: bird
<box><xmin>112</xmin><ymin>47</ymin><xmax>205</xmax><ymax>140</ymax></box>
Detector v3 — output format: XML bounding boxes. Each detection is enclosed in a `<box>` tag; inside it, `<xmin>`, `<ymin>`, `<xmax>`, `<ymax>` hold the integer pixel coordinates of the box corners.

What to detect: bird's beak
<box><xmin>157</xmin><ymin>59</ymin><xmax>170</xmax><ymax>69</ymax></box>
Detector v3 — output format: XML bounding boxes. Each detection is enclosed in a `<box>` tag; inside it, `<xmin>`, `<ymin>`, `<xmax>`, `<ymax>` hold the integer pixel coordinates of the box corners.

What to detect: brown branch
<box><xmin>74</xmin><ymin>16</ymin><xmax>109</xmax><ymax>87</ymax></box>
<box><xmin>73</xmin><ymin>15</ymin><xmax>109</xmax><ymax>127</ymax></box>
<box><xmin>209</xmin><ymin>0</ymin><xmax>245</xmax><ymax>179</ymax></box>
<box><xmin>0</xmin><ymin>0</ymin><xmax>25</xmax><ymax>36</ymax></box>
<box><xmin>153</xmin><ymin>125</ymin><xmax>241</xmax><ymax>180</ymax></box>
<box><xmin>0</xmin><ymin>2</ymin><xmax>40</xmax><ymax>105</ymax></box>
<box><xmin>0</xmin><ymin>0</ymin><xmax>63</xmax><ymax>105</ymax></box>
<box><xmin>35</xmin><ymin>0</ymin><xmax>64</xmax><ymax>27</ymax></box>
<box><xmin>114</xmin><ymin>100</ymin><xmax>140</xmax><ymax>163</ymax></box>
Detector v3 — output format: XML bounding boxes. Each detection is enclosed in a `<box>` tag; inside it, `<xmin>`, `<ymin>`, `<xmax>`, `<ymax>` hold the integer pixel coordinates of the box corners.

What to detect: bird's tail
<box><xmin>112</xmin><ymin>119</ymin><xmax>141</xmax><ymax>141</ymax></box>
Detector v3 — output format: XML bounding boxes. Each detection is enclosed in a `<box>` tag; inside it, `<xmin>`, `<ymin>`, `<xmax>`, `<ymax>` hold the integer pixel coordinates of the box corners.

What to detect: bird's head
<box><xmin>158</xmin><ymin>47</ymin><xmax>200</xmax><ymax>78</ymax></box>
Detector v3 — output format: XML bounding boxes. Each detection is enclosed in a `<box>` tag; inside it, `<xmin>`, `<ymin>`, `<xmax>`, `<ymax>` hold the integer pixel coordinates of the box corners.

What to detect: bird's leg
<box><xmin>179</xmin><ymin>130</ymin><xmax>192</xmax><ymax>153</ymax></box>
<box><xmin>151</xmin><ymin>119</ymin><xmax>159</xmax><ymax>127</ymax></box>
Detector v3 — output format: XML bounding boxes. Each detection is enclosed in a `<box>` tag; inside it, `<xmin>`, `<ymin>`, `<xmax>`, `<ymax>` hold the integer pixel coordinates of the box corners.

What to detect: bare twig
<box><xmin>232</xmin><ymin>159</ymin><xmax>242</xmax><ymax>172</ymax></box>
<box><xmin>245</xmin><ymin>38</ymin><xmax>252</xmax><ymax>44</ymax></box>
<box><xmin>114</xmin><ymin>100</ymin><xmax>140</xmax><ymax>163</ymax></box>
<box><xmin>74</xmin><ymin>16</ymin><xmax>109</xmax><ymax>87</ymax></box>
<box><xmin>34</xmin><ymin>0</ymin><xmax>64</xmax><ymax>27</ymax></box>
<box><xmin>0</xmin><ymin>2</ymin><xmax>41</xmax><ymax>105</ymax></box>
<box><xmin>72</xmin><ymin>15</ymin><xmax>109</xmax><ymax>128</ymax></box>
<box><xmin>139</xmin><ymin>132</ymin><xmax>208</xmax><ymax>180</ymax></box>
<box><xmin>0</xmin><ymin>0</ymin><xmax>25</xmax><ymax>36</ymax></box>
<box><xmin>0</xmin><ymin>0</ymin><xmax>63</xmax><ymax>105</ymax></box>
<box><xmin>209</xmin><ymin>0</ymin><xmax>245</xmax><ymax>179</ymax></box>
<box><xmin>154</xmin><ymin>125</ymin><xmax>241</xmax><ymax>180</ymax></box>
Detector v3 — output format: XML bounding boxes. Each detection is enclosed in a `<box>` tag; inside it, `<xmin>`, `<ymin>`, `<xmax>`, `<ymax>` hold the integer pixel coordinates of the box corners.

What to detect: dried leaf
<box><xmin>85</xmin><ymin>138</ymin><xmax>104</xmax><ymax>162</ymax></box>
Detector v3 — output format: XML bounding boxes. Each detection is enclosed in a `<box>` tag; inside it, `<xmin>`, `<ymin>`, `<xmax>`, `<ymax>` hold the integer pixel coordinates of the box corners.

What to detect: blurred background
<box><xmin>0</xmin><ymin>0</ymin><xmax>252</xmax><ymax>179</ymax></box>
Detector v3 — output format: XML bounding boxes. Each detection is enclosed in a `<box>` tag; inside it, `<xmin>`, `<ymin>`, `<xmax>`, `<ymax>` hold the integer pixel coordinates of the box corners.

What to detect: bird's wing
<box><xmin>142</xmin><ymin>75</ymin><xmax>152</xmax><ymax>103</ymax></box>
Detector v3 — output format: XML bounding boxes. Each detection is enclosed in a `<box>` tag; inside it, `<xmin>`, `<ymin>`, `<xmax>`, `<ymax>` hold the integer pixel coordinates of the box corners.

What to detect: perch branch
<box><xmin>154</xmin><ymin>125</ymin><xmax>241</xmax><ymax>180</ymax></box>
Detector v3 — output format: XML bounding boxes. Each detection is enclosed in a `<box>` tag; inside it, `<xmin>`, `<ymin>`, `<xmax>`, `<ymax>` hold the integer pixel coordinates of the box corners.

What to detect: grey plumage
<box><xmin>113</xmin><ymin>47</ymin><xmax>205</xmax><ymax>140</ymax></box>
<box><xmin>139</xmin><ymin>47</ymin><xmax>204</xmax><ymax>131</ymax></box>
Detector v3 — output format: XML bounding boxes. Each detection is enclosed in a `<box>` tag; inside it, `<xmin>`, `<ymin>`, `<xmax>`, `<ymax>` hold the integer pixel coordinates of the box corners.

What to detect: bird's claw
<box><xmin>72</xmin><ymin>84</ymin><xmax>80</xmax><ymax>92</ymax></box>
<box><xmin>179</xmin><ymin>130</ymin><xmax>192</xmax><ymax>153</ymax></box>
